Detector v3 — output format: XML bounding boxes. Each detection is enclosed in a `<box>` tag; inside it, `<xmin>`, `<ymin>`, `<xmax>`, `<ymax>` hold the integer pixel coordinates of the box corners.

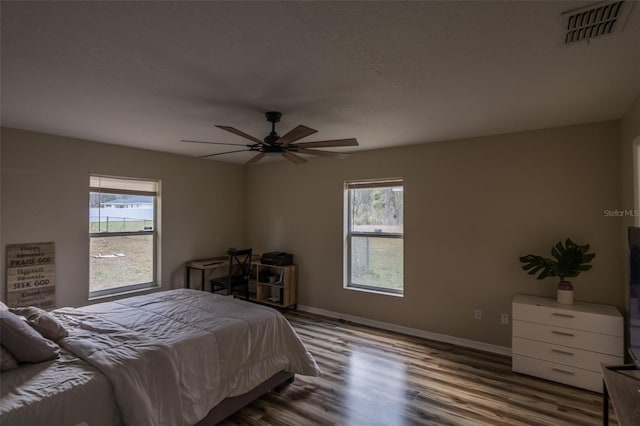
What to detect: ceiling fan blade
<box><xmin>245</xmin><ymin>153</ymin><xmax>265</xmax><ymax>165</ymax></box>
<box><xmin>278</xmin><ymin>125</ymin><xmax>318</xmax><ymax>147</ymax></box>
<box><xmin>293</xmin><ymin>138</ymin><xmax>359</xmax><ymax>148</ymax></box>
<box><xmin>296</xmin><ymin>148</ymin><xmax>348</xmax><ymax>159</ymax></box>
<box><xmin>181</xmin><ymin>139</ymin><xmax>248</xmax><ymax>147</ymax></box>
<box><xmin>215</xmin><ymin>125</ymin><xmax>265</xmax><ymax>144</ymax></box>
<box><xmin>282</xmin><ymin>152</ymin><xmax>308</xmax><ymax>165</ymax></box>
<box><xmin>198</xmin><ymin>149</ymin><xmax>252</xmax><ymax>159</ymax></box>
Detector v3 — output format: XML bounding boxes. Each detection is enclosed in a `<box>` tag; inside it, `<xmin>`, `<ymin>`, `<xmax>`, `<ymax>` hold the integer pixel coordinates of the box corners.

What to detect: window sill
<box><xmin>89</xmin><ymin>283</ymin><xmax>160</xmax><ymax>301</ymax></box>
<box><xmin>344</xmin><ymin>285</ymin><xmax>403</xmax><ymax>297</ymax></box>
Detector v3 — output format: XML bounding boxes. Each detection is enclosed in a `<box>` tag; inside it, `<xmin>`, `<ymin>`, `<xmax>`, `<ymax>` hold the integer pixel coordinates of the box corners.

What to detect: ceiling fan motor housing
<box><xmin>261</xmin><ymin>144</ymin><xmax>285</xmax><ymax>153</ymax></box>
<box><xmin>264</xmin><ymin>111</ymin><xmax>282</xmax><ymax>145</ymax></box>
<box><xmin>265</xmin><ymin>111</ymin><xmax>281</xmax><ymax>123</ymax></box>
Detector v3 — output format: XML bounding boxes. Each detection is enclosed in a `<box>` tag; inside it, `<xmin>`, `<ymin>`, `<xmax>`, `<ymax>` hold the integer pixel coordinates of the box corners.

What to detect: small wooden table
<box><xmin>601</xmin><ymin>364</ymin><xmax>640</xmax><ymax>426</ymax></box>
<box><xmin>185</xmin><ymin>256</ymin><xmax>229</xmax><ymax>290</ymax></box>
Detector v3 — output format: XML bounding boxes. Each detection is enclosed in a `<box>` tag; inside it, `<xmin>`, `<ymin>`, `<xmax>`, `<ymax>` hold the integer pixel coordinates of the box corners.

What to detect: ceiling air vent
<box><xmin>562</xmin><ymin>0</ymin><xmax>631</xmax><ymax>44</ymax></box>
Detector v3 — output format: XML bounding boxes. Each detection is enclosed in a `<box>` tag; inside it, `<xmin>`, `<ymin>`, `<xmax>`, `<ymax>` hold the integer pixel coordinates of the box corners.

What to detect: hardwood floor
<box><xmin>222</xmin><ymin>311</ymin><xmax>617</xmax><ymax>426</ymax></box>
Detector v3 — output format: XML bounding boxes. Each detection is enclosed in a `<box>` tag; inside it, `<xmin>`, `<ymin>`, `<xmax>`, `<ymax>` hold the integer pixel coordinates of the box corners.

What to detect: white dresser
<box><xmin>512</xmin><ymin>294</ymin><xmax>623</xmax><ymax>393</ymax></box>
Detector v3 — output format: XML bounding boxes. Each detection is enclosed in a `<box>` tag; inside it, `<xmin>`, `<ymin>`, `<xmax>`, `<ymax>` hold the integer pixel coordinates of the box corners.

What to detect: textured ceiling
<box><xmin>1</xmin><ymin>1</ymin><xmax>639</xmax><ymax>163</ymax></box>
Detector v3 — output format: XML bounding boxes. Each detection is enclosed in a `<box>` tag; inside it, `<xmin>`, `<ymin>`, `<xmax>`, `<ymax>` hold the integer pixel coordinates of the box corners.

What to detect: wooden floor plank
<box><xmin>221</xmin><ymin>311</ymin><xmax>616</xmax><ymax>425</ymax></box>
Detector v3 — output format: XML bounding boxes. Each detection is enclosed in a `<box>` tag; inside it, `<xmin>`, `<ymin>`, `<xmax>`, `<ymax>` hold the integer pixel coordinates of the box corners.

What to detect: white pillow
<box><xmin>10</xmin><ymin>306</ymin><xmax>69</xmax><ymax>342</ymax></box>
<box><xmin>0</xmin><ymin>311</ymin><xmax>60</xmax><ymax>363</ymax></box>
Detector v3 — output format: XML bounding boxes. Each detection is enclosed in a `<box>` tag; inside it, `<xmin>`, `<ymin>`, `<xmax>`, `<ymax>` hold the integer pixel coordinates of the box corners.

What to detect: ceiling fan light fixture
<box><xmin>282</xmin><ymin>152</ymin><xmax>308</xmax><ymax>164</ymax></box>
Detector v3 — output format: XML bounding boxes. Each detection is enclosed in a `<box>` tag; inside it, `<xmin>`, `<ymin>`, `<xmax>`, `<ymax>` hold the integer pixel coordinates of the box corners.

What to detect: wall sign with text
<box><xmin>6</xmin><ymin>242</ymin><xmax>56</xmax><ymax>309</ymax></box>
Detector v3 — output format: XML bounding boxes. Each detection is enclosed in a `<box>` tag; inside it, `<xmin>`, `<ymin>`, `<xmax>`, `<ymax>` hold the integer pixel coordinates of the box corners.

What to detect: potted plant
<box><xmin>519</xmin><ymin>238</ymin><xmax>596</xmax><ymax>304</ymax></box>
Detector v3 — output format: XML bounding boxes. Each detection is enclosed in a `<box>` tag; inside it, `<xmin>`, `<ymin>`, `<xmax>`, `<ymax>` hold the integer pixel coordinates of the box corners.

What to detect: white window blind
<box><xmin>345</xmin><ymin>178</ymin><xmax>403</xmax><ymax>190</ymax></box>
<box><xmin>90</xmin><ymin>175</ymin><xmax>158</xmax><ymax>195</ymax></box>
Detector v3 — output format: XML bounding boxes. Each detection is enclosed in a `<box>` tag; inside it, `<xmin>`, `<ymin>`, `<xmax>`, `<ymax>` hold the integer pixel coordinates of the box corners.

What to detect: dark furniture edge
<box><xmin>195</xmin><ymin>371</ymin><xmax>294</xmax><ymax>425</ymax></box>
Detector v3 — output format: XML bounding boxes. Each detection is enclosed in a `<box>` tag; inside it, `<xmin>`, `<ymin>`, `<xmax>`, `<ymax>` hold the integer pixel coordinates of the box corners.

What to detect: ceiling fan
<box><xmin>181</xmin><ymin>111</ymin><xmax>359</xmax><ymax>165</ymax></box>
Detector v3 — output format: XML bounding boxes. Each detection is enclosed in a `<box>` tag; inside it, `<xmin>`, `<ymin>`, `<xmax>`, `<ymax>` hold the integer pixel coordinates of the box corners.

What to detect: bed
<box><xmin>0</xmin><ymin>289</ymin><xmax>320</xmax><ymax>426</ymax></box>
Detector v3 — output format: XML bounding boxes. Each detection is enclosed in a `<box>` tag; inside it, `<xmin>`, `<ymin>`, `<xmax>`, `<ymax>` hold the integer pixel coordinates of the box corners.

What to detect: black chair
<box><xmin>210</xmin><ymin>248</ymin><xmax>253</xmax><ymax>299</ymax></box>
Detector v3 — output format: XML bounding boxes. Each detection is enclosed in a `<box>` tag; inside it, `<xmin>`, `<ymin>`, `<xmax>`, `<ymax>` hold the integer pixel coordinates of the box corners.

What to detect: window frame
<box><xmin>635</xmin><ymin>136</ymin><xmax>640</xmax><ymax>227</ymax></box>
<box><xmin>344</xmin><ymin>178</ymin><xmax>404</xmax><ymax>296</ymax></box>
<box><xmin>89</xmin><ymin>175</ymin><xmax>160</xmax><ymax>299</ymax></box>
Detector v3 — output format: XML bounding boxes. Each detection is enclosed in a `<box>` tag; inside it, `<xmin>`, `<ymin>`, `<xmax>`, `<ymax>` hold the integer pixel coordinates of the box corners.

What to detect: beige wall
<box><xmin>246</xmin><ymin>121</ymin><xmax>622</xmax><ymax>347</ymax></box>
<box><xmin>0</xmin><ymin>121</ymin><xmax>625</xmax><ymax>348</ymax></box>
<box><xmin>0</xmin><ymin>127</ymin><xmax>246</xmax><ymax>308</ymax></box>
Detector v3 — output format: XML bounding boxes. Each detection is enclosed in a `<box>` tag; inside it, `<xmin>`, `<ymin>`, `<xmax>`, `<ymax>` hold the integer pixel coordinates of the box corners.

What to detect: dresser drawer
<box><xmin>513</xmin><ymin>320</ymin><xmax>623</xmax><ymax>356</ymax></box>
<box><xmin>512</xmin><ymin>337</ymin><xmax>623</xmax><ymax>372</ymax></box>
<box><xmin>512</xmin><ymin>296</ymin><xmax>622</xmax><ymax>336</ymax></box>
<box><xmin>512</xmin><ymin>354</ymin><xmax>603</xmax><ymax>393</ymax></box>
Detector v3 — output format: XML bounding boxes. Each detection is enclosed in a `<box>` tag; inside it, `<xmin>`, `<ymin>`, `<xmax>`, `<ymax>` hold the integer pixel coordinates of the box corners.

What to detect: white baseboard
<box><xmin>297</xmin><ymin>304</ymin><xmax>512</xmax><ymax>357</ymax></box>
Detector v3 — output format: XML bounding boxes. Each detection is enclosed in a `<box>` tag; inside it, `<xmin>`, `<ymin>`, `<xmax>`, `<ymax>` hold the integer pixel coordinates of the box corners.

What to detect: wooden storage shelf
<box><xmin>250</xmin><ymin>263</ymin><xmax>297</xmax><ymax>309</ymax></box>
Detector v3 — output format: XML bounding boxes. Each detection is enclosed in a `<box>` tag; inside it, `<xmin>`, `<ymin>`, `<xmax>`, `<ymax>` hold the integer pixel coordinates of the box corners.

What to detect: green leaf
<box><xmin>528</xmin><ymin>265</ymin><xmax>544</xmax><ymax>274</ymax></box>
<box><xmin>555</xmin><ymin>241</ymin><xmax>566</xmax><ymax>256</ymax></box>
<box><xmin>519</xmin><ymin>238</ymin><xmax>595</xmax><ymax>283</ymax></box>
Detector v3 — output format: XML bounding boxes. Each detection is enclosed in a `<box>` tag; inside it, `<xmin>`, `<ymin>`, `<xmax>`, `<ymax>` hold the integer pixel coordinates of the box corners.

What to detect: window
<box><xmin>89</xmin><ymin>175</ymin><xmax>160</xmax><ymax>298</ymax></box>
<box><xmin>345</xmin><ymin>179</ymin><xmax>404</xmax><ymax>295</ymax></box>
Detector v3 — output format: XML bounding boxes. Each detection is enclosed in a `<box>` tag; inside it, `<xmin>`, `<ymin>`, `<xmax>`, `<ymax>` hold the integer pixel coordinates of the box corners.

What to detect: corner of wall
<box><xmin>241</xmin><ymin>163</ymin><xmax>250</xmax><ymax>248</ymax></box>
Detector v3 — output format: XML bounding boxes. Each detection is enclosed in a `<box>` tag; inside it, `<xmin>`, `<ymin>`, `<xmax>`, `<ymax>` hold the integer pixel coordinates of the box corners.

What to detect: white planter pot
<box><xmin>557</xmin><ymin>288</ymin><xmax>574</xmax><ymax>305</ymax></box>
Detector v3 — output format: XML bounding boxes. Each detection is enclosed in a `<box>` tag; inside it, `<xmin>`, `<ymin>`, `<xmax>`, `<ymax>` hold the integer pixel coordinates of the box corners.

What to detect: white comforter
<box><xmin>54</xmin><ymin>289</ymin><xmax>320</xmax><ymax>426</ymax></box>
<box><xmin>0</xmin><ymin>348</ymin><xmax>122</xmax><ymax>426</ymax></box>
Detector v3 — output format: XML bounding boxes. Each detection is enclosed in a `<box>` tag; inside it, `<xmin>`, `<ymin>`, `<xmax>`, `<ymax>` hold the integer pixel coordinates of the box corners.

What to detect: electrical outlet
<box><xmin>474</xmin><ymin>309</ymin><xmax>482</xmax><ymax>320</ymax></box>
<box><xmin>501</xmin><ymin>313</ymin><xmax>509</xmax><ymax>325</ymax></box>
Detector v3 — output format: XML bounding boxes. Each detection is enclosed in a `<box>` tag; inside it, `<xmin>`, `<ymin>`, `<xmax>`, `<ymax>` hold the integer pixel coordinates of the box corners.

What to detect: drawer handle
<box><xmin>552</xmin><ymin>313</ymin><xmax>575</xmax><ymax>318</ymax></box>
<box><xmin>552</xmin><ymin>367</ymin><xmax>575</xmax><ymax>376</ymax></box>
<box><xmin>552</xmin><ymin>330</ymin><xmax>575</xmax><ymax>337</ymax></box>
<box><xmin>551</xmin><ymin>348</ymin><xmax>575</xmax><ymax>356</ymax></box>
